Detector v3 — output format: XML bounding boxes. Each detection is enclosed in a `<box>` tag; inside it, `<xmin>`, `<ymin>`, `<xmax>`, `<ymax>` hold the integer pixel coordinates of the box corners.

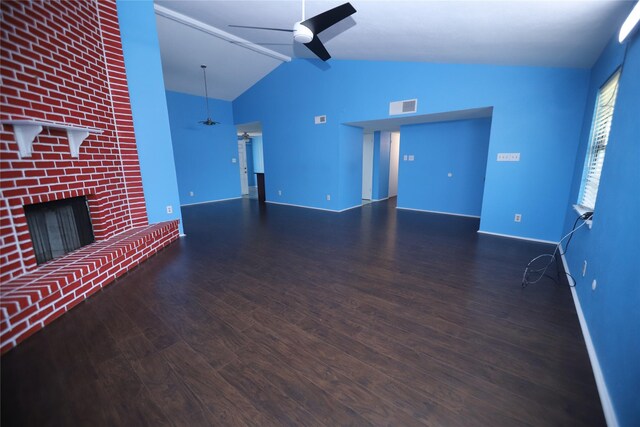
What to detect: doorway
<box><xmin>236</xmin><ymin>122</ymin><xmax>265</xmax><ymax>200</ymax></box>
<box><xmin>237</xmin><ymin>139</ymin><xmax>249</xmax><ymax>196</ymax></box>
<box><xmin>362</xmin><ymin>130</ymin><xmax>400</xmax><ymax>204</ymax></box>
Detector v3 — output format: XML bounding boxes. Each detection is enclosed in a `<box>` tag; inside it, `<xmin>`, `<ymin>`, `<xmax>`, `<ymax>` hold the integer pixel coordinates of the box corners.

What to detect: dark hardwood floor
<box><xmin>1</xmin><ymin>198</ymin><xmax>604</xmax><ymax>426</ymax></box>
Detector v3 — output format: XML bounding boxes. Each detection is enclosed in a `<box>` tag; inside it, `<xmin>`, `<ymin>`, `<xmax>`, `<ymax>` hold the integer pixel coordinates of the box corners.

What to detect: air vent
<box><xmin>315</xmin><ymin>115</ymin><xmax>327</xmax><ymax>124</ymax></box>
<box><xmin>389</xmin><ymin>99</ymin><xmax>418</xmax><ymax>115</ymax></box>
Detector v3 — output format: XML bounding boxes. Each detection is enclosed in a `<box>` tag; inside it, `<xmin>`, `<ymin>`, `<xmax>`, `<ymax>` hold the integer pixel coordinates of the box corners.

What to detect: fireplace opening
<box><xmin>24</xmin><ymin>196</ymin><xmax>95</xmax><ymax>265</ymax></box>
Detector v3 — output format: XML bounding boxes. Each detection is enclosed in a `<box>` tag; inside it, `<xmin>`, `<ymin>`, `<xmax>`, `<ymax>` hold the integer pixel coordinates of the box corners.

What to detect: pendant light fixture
<box><xmin>199</xmin><ymin>65</ymin><xmax>219</xmax><ymax>126</ymax></box>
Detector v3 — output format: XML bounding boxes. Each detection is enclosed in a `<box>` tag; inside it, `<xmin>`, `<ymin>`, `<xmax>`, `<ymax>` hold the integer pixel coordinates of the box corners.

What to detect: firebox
<box><xmin>23</xmin><ymin>196</ymin><xmax>95</xmax><ymax>265</ymax></box>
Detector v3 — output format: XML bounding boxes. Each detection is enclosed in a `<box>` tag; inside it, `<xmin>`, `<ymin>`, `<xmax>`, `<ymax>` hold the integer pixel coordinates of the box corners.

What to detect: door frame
<box><xmin>237</xmin><ymin>140</ymin><xmax>249</xmax><ymax>195</ymax></box>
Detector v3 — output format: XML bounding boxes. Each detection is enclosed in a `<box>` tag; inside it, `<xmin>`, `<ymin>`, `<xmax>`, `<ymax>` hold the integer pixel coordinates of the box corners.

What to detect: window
<box><xmin>578</xmin><ymin>69</ymin><xmax>621</xmax><ymax>210</ymax></box>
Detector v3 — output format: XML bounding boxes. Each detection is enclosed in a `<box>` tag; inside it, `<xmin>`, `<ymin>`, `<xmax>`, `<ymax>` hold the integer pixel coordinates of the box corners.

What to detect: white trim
<box><xmin>371</xmin><ymin>197</ymin><xmax>389</xmax><ymax>202</ymax></box>
<box><xmin>397</xmin><ymin>206</ymin><xmax>481</xmax><ymax>219</ymax></box>
<box><xmin>338</xmin><ymin>204</ymin><xmax>362</xmax><ymax>212</ymax></box>
<box><xmin>266</xmin><ymin>201</ymin><xmax>339</xmax><ymax>212</ymax></box>
<box><xmin>180</xmin><ymin>197</ymin><xmax>241</xmax><ymax>207</ymax></box>
<box><xmin>154</xmin><ymin>5</ymin><xmax>291</xmax><ymax>63</ymax></box>
<box><xmin>266</xmin><ymin>201</ymin><xmax>361</xmax><ymax>213</ymax></box>
<box><xmin>179</xmin><ymin>234</ymin><xmax>187</xmax><ymax>237</ymax></box>
<box><xmin>477</xmin><ymin>230</ymin><xmax>558</xmax><ymax>245</ymax></box>
<box><xmin>559</xmin><ymin>252</ymin><xmax>618</xmax><ymax>427</ymax></box>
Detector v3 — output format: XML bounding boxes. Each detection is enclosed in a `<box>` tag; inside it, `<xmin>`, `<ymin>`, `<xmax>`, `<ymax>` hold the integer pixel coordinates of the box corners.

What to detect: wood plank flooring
<box><xmin>1</xmin><ymin>198</ymin><xmax>604</xmax><ymax>426</ymax></box>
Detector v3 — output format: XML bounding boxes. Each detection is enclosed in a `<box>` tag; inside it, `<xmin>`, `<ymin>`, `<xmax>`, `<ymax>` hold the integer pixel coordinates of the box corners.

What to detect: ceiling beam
<box><xmin>154</xmin><ymin>4</ymin><xmax>292</xmax><ymax>63</ymax></box>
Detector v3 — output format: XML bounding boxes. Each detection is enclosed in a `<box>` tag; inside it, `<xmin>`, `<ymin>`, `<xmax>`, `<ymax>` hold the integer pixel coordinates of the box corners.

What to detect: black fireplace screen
<box><xmin>24</xmin><ymin>196</ymin><xmax>95</xmax><ymax>265</ymax></box>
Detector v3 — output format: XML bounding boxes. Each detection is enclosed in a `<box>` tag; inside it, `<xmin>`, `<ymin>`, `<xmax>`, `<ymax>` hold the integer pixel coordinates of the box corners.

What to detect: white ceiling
<box><xmin>154</xmin><ymin>0</ymin><xmax>633</xmax><ymax>101</ymax></box>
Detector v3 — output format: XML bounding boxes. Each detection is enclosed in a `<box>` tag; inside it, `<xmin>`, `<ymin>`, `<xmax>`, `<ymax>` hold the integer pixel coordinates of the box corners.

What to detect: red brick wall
<box><xmin>0</xmin><ymin>0</ymin><xmax>148</xmax><ymax>282</ymax></box>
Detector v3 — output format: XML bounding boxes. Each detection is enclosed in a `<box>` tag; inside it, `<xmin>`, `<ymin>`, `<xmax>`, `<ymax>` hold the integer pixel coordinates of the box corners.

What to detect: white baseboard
<box><xmin>338</xmin><ymin>204</ymin><xmax>363</xmax><ymax>212</ymax></box>
<box><xmin>180</xmin><ymin>197</ymin><xmax>241</xmax><ymax>207</ymax></box>
<box><xmin>559</xmin><ymin>252</ymin><xmax>618</xmax><ymax>427</ymax></box>
<box><xmin>266</xmin><ymin>200</ymin><xmax>343</xmax><ymax>213</ymax></box>
<box><xmin>477</xmin><ymin>230</ymin><xmax>558</xmax><ymax>245</ymax></box>
<box><xmin>371</xmin><ymin>197</ymin><xmax>389</xmax><ymax>202</ymax></box>
<box><xmin>396</xmin><ymin>206</ymin><xmax>480</xmax><ymax>219</ymax></box>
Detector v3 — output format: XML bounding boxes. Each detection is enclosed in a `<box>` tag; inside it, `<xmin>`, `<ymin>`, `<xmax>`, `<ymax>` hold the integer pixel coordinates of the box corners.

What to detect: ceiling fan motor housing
<box><xmin>293</xmin><ymin>22</ymin><xmax>313</xmax><ymax>43</ymax></box>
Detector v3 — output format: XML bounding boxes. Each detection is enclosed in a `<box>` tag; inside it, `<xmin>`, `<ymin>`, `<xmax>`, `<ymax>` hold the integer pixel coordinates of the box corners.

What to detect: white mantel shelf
<box><xmin>1</xmin><ymin>120</ymin><xmax>103</xmax><ymax>158</ymax></box>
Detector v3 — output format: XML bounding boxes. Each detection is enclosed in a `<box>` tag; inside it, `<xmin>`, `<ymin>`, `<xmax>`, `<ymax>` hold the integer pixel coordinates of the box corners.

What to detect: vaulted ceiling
<box><xmin>154</xmin><ymin>0</ymin><xmax>633</xmax><ymax>101</ymax></box>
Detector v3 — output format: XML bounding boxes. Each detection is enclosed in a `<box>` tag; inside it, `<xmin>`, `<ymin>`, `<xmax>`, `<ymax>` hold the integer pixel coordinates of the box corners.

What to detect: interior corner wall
<box><xmin>398</xmin><ymin>118</ymin><xmax>491</xmax><ymax>217</ymax></box>
<box><xmin>560</xmin><ymin>35</ymin><xmax>640</xmax><ymax>427</ymax></box>
<box><xmin>165</xmin><ymin>91</ymin><xmax>240</xmax><ymax>205</ymax></box>
<box><xmin>338</xmin><ymin>125</ymin><xmax>363</xmax><ymax>210</ymax></box>
<box><xmin>232</xmin><ymin>59</ymin><xmax>588</xmax><ymax>240</ymax></box>
<box><xmin>116</xmin><ymin>0</ymin><xmax>183</xmax><ymax>233</ymax></box>
<box><xmin>372</xmin><ymin>131</ymin><xmax>391</xmax><ymax>201</ymax></box>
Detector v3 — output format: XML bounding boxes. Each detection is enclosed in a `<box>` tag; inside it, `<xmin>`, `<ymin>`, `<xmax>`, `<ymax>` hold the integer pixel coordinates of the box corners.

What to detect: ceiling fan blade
<box><xmin>301</xmin><ymin>2</ymin><xmax>356</xmax><ymax>35</ymax></box>
<box><xmin>229</xmin><ymin>24</ymin><xmax>294</xmax><ymax>32</ymax></box>
<box><xmin>304</xmin><ymin>36</ymin><xmax>331</xmax><ymax>61</ymax></box>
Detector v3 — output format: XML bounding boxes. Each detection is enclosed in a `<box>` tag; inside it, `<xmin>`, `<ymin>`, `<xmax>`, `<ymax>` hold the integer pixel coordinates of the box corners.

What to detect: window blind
<box><xmin>578</xmin><ymin>70</ymin><xmax>621</xmax><ymax>210</ymax></box>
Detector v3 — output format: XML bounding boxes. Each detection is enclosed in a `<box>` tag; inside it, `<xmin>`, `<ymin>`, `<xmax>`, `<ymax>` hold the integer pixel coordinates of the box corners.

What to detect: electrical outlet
<box><xmin>582</xmin><ymin>260</ymin><xmax>587</xmax><ymax>277</ymax></box>
<box><xmin>447</xmin><ymin>172</ymin><xmax>453</xmax><ymax>177</ymax></box>
<box><xmin>592</xmin><ymin>279</ymin><xmax>597</xmax><ymax>290</ymax></box>
<box><xmin>326</xmin><ymin>194</ymin><xmax>331</xmax><ymax>201</ymax></box>
<box><xmin>514</xmin><ymin>213</ymin><xmax>522</xmax><ymax>222</ymax></box>
<box><xmin>189</xmin><ymin>191</ymin><xmax>194</xmax><ymax>197</ymax></box>
<box><xmin>166</xmin><ymin>205</ymin><xmax>173</xmax><ymax>214</ymax></box>
<box><xmin>278</xmin><ymin>190</ymin><xmax>282</xmax><ymax>196</ymax></box>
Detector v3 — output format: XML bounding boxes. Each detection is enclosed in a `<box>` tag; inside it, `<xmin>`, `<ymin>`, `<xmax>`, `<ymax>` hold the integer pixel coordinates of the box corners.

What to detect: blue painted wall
<box><xmin>251</xmin><ymin>136</ymin><xmax>264</xmax><ymax>173</ymax></box>
<box><xmin>398</xmin><ymin>118</ymin><xmax>491</xmax><ymax>217</ymax></box>
<box><xmin>561</xmin><ymin>35</ymin><xmax>640</xmax><ymax>427</ymax></box>
<box><xmin>372</xmin><ymin>131</ymin><xmax>391</xmax><ymax>201</ymax></box>
<box><xmin>116</xmin><ymin>0</ymin><xmax>183</xmax><ymax>233</ymax></box>
<box><xmin>165</xmin><ymin>91</ymin><xmax>240</xmax><ymax>205</ymax></box>
<box><xmin>233</xmin><ymin>59</ymin><xmax>588</xmax><ymax>234</ymax></box>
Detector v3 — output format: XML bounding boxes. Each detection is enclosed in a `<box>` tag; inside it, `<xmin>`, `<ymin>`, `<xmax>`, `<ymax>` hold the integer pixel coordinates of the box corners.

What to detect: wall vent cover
<box><xmin>315</xmin><ymin>115</ymin><xmax>327</xmax><ymax>124</ymax></box>
<box><xmin>389</xmin><ymin>99</ymin><xmax>418</xmax><ymax>115</ymax></box>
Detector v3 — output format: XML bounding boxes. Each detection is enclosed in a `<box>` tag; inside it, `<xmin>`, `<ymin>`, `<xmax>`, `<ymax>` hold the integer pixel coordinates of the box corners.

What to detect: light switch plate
<box><xmin>497</xmin><ymin>153</ymin><xmax>521</xmax><ymax>162</ymax></box>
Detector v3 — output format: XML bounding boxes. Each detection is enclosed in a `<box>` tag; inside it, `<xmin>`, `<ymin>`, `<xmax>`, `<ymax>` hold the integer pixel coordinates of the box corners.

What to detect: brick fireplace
<box><xmin>0</xmin><ymin>0</ymin><xmax>179</xmax><ymax>351</ymax></box>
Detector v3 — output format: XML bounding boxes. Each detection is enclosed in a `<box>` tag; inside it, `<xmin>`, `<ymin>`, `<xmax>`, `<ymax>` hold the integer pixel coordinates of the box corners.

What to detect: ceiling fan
<box><xmin>238</xmin><ymin>132</ymin><xmax>251</xmax><ymax>141</ymax></box>
<box><xmin>198</xmin><ymin>65</ymin><xmax>219</xmax><ymax>126</ymax></box>
<box><xmin>229</xmin><ymin>0</ymin><xmax>356</xmax><ymax>61</ymax></box>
